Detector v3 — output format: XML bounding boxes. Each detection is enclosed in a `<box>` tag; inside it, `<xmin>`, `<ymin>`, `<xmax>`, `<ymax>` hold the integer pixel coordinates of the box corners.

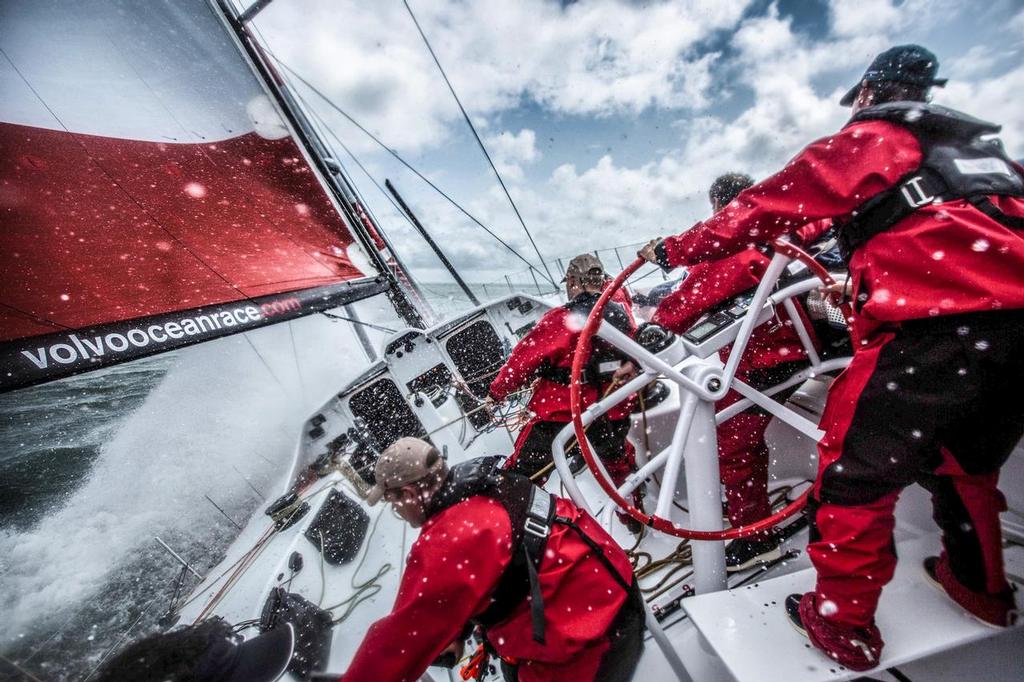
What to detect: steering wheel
<box><xmin>568</xmin><ymin>240</ymin><xmax>845</xmax><ymax>540</ymax></box>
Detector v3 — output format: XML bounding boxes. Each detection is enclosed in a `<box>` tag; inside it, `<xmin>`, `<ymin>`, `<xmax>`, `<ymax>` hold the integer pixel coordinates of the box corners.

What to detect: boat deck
<box><xmin>628</xmin><ymin>482</ymin><xmax>1024</xmax><ymax>681</ymax></box>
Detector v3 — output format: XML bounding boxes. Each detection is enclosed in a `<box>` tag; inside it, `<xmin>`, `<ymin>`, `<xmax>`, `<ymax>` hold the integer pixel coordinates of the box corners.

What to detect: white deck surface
<box><xmin>683</xmin><ymin>535</ymin><xmax>1023</xmax><ymax>682</ymax></box>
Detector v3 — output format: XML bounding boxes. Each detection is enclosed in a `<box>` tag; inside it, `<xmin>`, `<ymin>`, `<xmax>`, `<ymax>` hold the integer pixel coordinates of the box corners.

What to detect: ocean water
<box><xmin>0</xmin><ymin>287</ymin><xmax>482</xmax><ymax>681</ymax></box>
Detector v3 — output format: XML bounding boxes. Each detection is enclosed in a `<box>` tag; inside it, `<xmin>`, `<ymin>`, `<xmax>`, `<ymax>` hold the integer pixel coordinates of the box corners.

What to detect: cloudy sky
<box><xmin>249</xmin><ymin>0</ymin><xmax>1024</xmax><ymax>286</ymax></box>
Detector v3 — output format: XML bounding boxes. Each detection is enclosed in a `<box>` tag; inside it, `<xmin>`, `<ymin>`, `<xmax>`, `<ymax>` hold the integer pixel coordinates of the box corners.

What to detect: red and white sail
<box><xmin>0</xmin><ymin>0</ymin><xmax>384</xmax><ymax>390</ymax></box>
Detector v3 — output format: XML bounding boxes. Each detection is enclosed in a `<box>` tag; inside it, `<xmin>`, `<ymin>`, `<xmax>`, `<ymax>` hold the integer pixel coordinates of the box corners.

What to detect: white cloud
<box><xmin>948</xmin><ymin>46</ymin><xmax>1001</xmax><ymax>79</ymax></box>
<box><xmin>938</xmin><ymin>63</ymin><xmax>1024</xmax><ymax>157</ymax></box>
<box><xmin>830</xmin><ymin>0</ymin><xmax>901</xmax><ymax>38</ymax></box>
<box><xmin>256</xmin><ymin>1</ymin><xmax>1024</xmax><ymax>284</ymax></box>
<box><xmin>484</xmin><ymin>129</ymin><xmax>541</xmax><ymax>180</ymax></box>
<box><xmin>1010</xmin><ymin>8</ymin><xmax>1024</xmax><ymax>37</ymax></box>
<box><xmin>256</xmin><ymin>0</ymin><xmax>753</xmax><ymax>153</ymax></box>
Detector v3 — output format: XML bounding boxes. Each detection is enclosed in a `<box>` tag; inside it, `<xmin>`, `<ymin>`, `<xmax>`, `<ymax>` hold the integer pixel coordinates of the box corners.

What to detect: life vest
<box><xmin>425</xmin><ymin>457</ymin><xmax>631</xmax><ymax>645</ymax></box>
<box><xmin>837</xmin><ymin>102</ymin><xmax>1024</xmax><ymax>259</ymax></box>
<box><xmin>535</xmin><ymin>292</ymin><xmax>633</xmax><ymax>386</ymax></box>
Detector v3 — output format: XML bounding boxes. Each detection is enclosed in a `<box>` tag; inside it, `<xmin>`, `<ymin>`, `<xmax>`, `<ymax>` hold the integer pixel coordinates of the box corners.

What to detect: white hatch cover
<box><xmin>683</xmin><ymin>536</ymin><xmax>1021</xmax><ymax>682</ymax></box>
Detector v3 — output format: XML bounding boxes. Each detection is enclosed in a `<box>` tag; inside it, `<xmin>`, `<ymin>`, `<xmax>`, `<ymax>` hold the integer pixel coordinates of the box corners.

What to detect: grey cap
<box><xmin>562</xmin><ymin>253</ymin><xmax>605</xmax><ymax>283</ymax></box>
<box><xmin>365</xmin><ymin>437</ymin><xmax>444</xmax><ymax>506</ymax></box>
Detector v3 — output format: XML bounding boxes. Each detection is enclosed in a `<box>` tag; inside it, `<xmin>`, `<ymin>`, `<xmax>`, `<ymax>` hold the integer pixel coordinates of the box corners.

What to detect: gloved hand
<box><xmin>638</xmin><ymin>238</ymin><xmax>662</xmax><ymax>264</ymax></box>
<box><xmin>817</xmin><ymin>275</ymin><xmax>852</xmax><ymax>304</ymax></box>
<box><xmin>611</xmin><ymin>361</ymin><xmax>639</xmax><ymax>386</ymax></box>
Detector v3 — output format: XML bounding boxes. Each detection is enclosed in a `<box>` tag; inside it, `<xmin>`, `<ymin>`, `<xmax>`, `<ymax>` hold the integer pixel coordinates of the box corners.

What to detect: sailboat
<box><xmin>1</xmin><ymin>1</ymin><xmax>1021</xmax><ymax>681</ymax></box>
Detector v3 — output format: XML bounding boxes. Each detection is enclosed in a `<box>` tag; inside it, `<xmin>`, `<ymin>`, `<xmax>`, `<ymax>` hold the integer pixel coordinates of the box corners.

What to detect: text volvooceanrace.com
<box><xmin>19</xmin><ymin>297</ymin><xmax>302</xmax><ymax>370</ymax></box>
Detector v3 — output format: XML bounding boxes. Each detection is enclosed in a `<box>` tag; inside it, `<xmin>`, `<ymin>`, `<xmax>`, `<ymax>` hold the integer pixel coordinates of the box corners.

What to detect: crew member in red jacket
<box><xmin>342</xmin><ymin>437</ymin><xmax>644</xmax><ymax>682</ymax></box>
<box><xmin>489</xmin><ymin>254</ymin><xmax>637</xmax><ymax>487</ymax></box>
<box><xmin>652</xmin><ymin>172</ymin><xmax>820</xmax><ymax>572</ymax></box>
<box><xmin>641</xmin><ymin>45</ymin><xmax>1024</xmax><ymax>671</ymax></box>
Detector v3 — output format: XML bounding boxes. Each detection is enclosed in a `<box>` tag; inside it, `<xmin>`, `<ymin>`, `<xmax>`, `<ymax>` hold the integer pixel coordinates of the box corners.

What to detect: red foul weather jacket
<box><xmin>652</xmin><ymin>247</ymin><xmax>818</xmax><ymax>374</ymax></box>
<box><xmin>489</xmin><ymin>288</ymin><xmax>636</xmax><ymax>422</ymax></box>
<box><xmin>342</xmin><ymin>495</ymin><xmax>633</xmax><ymax>681</ymax></box>
<box><xmin>656</xmin><ymin>119</ymin><xmax>1024</xmax><ymax>341</ymax></box>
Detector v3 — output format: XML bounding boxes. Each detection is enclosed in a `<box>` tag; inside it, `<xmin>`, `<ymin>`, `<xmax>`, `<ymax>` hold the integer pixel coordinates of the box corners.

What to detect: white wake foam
<box><xmin>0</xmin><ymin>312</ymin><xmax>379</xmax><ymax>647</ymax></box>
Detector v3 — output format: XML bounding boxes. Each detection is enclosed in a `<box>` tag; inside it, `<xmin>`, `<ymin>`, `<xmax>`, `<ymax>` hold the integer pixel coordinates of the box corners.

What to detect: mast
<box><xmin>211</xmin><ymin>0</ymin><xmax>426</xmax><ymax>329</ymax></box>
<box><xmin>386</xmin><ymin>180</ymin><xmax>480</xmax><ymax>306</ymax></box>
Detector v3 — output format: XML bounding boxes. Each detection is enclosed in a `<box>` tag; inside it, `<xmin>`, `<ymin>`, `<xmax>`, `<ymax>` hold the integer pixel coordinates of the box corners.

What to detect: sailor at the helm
<box><xmin>641</xmin><ymin>43</ymin><xmax>1024</xmax><ymax>672</ymax></box>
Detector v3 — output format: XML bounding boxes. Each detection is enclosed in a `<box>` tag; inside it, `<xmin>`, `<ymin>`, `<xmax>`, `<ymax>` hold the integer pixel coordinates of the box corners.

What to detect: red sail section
<box><xmin>0</xmin><ymin>121</ymin><xmax>367</xmax><ymax>342</ymax></box>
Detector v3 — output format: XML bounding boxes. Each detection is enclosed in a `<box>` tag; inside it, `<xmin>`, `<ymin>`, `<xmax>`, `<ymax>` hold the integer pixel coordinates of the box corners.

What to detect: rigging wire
<box><xmin>256</xmin><ymin>49</ymin><xmax>548</xmax><ymax>282</ymax></box>
<box><xmin>82</xmin><ymin>595</ymin><xmax>163</xmax><ymax>682</ymax></box>
<box><xmin>242</xmin><ymin>333</ymin><xmax>288</xmax><ymax>391</ymax></box>
<box><xmin>277</xmin><ymin>60</ymin><xmax>405</xmax><ymax>250</ymax></box>
<box><xmin>296</xmin><ymin>85</ymin><xmax>464</xmax><ymax>315</ymax></box>
<box><xmin>321</xmin><ymin>312</ymin><xmax>397</xmax><ymax>334</ymax></box>
<box><xmin>0</xmin><ymin>654</ymin><xmax>44</xmax><ymax>682</ymax></box>
<box><xmin>287</xmin><ymin>320</ymin><xmax>308</xmax><ymax>401</ymax></box>
<box><xmin>401</xmin><ymin>0</ymin><xmax>556</xmax><ymax>287</ymax></box>
<box><xmin>267</xmin><ymin>56</ymin><xmax>441</xmax><ymax>326</ymax></box>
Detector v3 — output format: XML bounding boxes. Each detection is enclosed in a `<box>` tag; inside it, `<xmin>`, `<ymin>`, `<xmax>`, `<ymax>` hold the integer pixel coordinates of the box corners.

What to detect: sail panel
<box><xmin>0</xmin><ymin>0</ymin><xmax>377</xmax><ymax>349</ymax></box>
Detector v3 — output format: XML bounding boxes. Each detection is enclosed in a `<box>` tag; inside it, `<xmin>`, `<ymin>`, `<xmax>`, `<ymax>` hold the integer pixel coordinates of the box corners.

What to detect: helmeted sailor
<box><xmin>641</xmin><ymin>44</ymin><xmax>1024</xmax><ymax>671</ymax></box>
<box><xmin>650</xmin><ymin>172</ymin><xmax>822</xmax><ymax>572</ymax></box>
<box><xmin>342</xmin><ymin>437</ymin><xmax>644</xmax><ymax>681</ymax></box>
<box><xmin>488</xmin><ymin>254</ymin><xmax>638</xmax><ymax>488</ymax></box>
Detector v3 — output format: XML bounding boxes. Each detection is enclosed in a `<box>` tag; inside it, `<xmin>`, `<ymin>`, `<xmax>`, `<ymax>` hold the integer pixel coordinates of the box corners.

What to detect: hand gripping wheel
<box><xmin>568</xmin><ymin>241</ymin><xmax>847</xmax><ymax>540</ymax></box>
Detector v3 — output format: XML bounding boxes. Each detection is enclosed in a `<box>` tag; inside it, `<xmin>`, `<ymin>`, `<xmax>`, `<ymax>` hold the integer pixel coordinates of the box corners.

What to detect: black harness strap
<box><xmin>838</xmin><ymin>167</ymin><xmax>949</xmax><ymax>258</ymax></box>
<box><xmin>521</xmin><ymin>488</ymin><xmax>556</xmax><ymax>643</ymax></box>
<box><xmin>837</xmin><ymin>102</ymin><xmax>1024</xmax><ymax>259</ymax></box>
<box><xmin>554</xmin><ymin>515</ymin><xmax>632</xmax><ymax>593</ymax></box>
<box><xmin>536</xmin><ymin>361</ymin><xmax>594</xmax><ymax>386</ymax></box>
<box><xmin>428</xmin><ymin>458</ymin><xmax>633</xmax><ymax>646</ymax></box>
<box><xmin>967</xmin><ymin>195</ymin><xmax>1024</xmax><ymax>230</ymax></box>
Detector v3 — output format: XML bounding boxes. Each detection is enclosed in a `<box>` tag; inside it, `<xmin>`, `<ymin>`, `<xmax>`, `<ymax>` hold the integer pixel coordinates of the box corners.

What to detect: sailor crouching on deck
<box><xmin>641</xmin><ymin>44</ymin><xmax>1024</xmax><ymax>672</ymax></box>
<box><xmin>341</xmin><ymin>437</ymin><xmax>644</xmax><ymax>682</ymax></box>
<box><xmin>488</xmin><ymin>254</ymin><xmax>638</xmax><ymax>488</ymax></box>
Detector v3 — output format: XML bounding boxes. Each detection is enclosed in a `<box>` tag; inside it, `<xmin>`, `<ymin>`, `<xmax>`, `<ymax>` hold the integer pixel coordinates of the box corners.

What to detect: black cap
<box><xmin>195</xmin><ymin>623</ymin><xmax>295</xmax><ymax>682</ymax></box>
<box><xmin>840</xmin><ymin>44</ymin><xmax>947</xmax><ymax>106</ymax></box>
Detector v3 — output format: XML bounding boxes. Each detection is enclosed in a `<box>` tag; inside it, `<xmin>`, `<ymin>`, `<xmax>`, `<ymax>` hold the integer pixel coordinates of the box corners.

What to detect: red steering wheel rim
<box><xmin>569</xmin><ymin>240</ymin><xmax>834</xmax><ymax>539</ymax></box>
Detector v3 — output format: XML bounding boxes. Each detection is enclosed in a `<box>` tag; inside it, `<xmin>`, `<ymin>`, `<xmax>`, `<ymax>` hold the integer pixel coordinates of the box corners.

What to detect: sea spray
<box><xmin>0</xmin><ymin>310</ymin><xmax>386</xmax><ymax>680</ymax></box>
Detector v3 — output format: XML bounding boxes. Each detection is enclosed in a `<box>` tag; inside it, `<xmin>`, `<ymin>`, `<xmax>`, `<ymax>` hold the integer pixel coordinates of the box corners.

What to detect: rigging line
<box><xmin>300</xmin><ymin>108</ymin><xmax>450</xmax><ymax>324</ymax></box>
<box><xmin>287</xmin><ymin>320</ymin><xmax>308</xmax><ymax>401</ymax></box>
<box><xmin>82</xmin><ymin>595</ymin><xmax>163</xmax><ymax>682</ymax></box>
<box><xmin>311</xmin><ymin>113</ymin><xmax>424</xmax><ymax>247</ymax></box>
<box><xmin>258</xmin><ymin>51</ymin><xmax>547</xmax><ymax>280</ymax></box>
<box><xmin>321</xmin><ymin>311</ymin><xmax>396</xmax><ymax>333</ymax></box>
<box><xmin>401</xmin><ymin>0</ymin><xmax>556</xmax><ymax>287</ymax></box>
<box><xmin>0</xmin><ymin>653</ymin><xmax>44</xmax><ymax>682</ymax></box>
<box><xmin>242</xmin><ymin>333</ymin><xmax>287</xmax><ymax>390</ymax></box>
<box><xmin>296</xmin><ymin>89</ymin><xmax>424</xmax><ymax>262</ymax></box>
<box><xmin>276</xmin><ymin>55</ymin><xmax>543</xmax><ymax>280</ymax></box>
